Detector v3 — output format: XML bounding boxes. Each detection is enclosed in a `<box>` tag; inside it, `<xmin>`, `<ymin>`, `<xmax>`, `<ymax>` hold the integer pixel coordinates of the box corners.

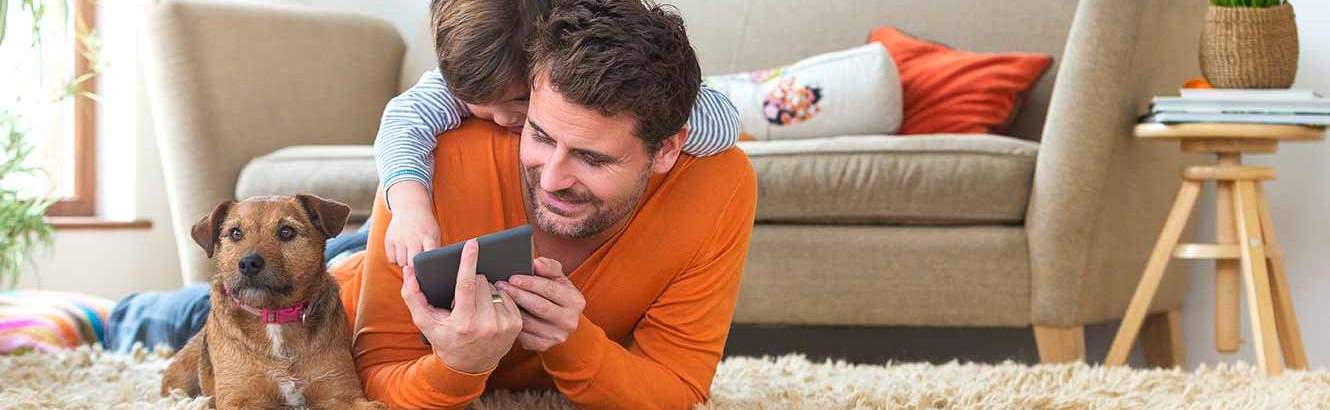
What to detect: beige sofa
<box><xmin>146</xmin><ymin>0</ymin><xmax>1207</xmax><ymax>363</ymax></box>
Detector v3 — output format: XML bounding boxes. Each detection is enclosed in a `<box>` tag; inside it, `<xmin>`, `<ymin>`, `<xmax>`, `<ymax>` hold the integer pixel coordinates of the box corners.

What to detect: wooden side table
<box><xmin>1105</xmin><ymin>123</ymin><xmax>1325</xmax><ymax>375</ymax></box>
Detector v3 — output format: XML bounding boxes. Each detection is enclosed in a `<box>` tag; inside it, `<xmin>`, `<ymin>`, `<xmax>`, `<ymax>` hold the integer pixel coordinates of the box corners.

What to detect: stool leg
<box><xmin>1106</xmin><ymin>181</ymin><xmax>1201</xmax><ymax>366</ymax></box>
<box><xmin>1255</xmin><ymin>183</ymin><xmax>1309</xmax><ymax>369</ymax></box>
<box><xmin>1233</xmin><ymin>181</ymin><xmax>1283</xmax><ymax>375</ymax></box>
<box><xmin>1215</xmin><ymin>179</ymin><xmax>1242</xmax><ymax>353</ymax></box>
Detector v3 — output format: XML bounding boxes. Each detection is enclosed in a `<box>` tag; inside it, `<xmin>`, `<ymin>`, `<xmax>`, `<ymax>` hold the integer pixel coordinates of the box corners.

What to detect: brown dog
<box><xmin>160</xmin><ymin>194</ymin><xmax>382</xmax><ymax>409</ymax></box>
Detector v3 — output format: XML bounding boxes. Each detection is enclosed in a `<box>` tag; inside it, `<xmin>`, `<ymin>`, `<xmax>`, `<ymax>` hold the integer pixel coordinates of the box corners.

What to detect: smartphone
<box><xmin>412</xmin><ymin>224</ymin><xmax>535</xmax><ymax>309</ymax></box>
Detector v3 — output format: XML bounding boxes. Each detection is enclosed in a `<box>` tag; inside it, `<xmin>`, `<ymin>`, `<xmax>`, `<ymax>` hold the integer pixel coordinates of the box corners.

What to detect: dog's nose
<box><xmin>238</xmin><ymin>253</ymin><xmax>265</xmax><ymax>277</ymax></box>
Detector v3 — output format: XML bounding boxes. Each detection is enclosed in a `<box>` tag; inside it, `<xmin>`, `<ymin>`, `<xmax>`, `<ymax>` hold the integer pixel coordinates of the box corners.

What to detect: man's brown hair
<box><xmin>430</xmin><ymin>0</ymin><xmax>547</xmax><ymax>103</ymax></box>
<box><xmin>527</xmin><ymin>0</ymin><xmax>701</xmax><ymax>152</ymax></box>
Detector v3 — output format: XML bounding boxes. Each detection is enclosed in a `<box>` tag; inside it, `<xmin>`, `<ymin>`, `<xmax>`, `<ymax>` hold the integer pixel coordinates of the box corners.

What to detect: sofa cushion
<box><xmin>236</xmin><ymin>145</ymin><xmax>377</xmax><ymax>222</ymax></box>
<box><xmin>739</xmin><ymin>134</ymin><xmax>1038</xmax><ymax>224</ymax></box>
<box><xmin>737</xmin><ymin>224</ymin><xmax>1031</xmax><ymax>326</ymax></box>
<box><xmin>704</xmin><ymin>43</ymin><xmax>902</xmax><ymax>140</ymax></box>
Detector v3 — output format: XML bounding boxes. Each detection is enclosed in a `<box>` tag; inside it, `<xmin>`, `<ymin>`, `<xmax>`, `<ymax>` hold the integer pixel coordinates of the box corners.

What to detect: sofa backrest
<box><xmin>400</xmin><ymin>0</ymin><xmax>1078</xmax><ymax>141</ymax></box>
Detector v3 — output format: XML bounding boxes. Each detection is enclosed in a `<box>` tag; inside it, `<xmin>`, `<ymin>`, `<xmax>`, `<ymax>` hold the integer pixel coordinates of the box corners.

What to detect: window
<box><xmin>1</xmin><ymin>0</ymin><xmax>98</xmax><ymax>216</ymax></box>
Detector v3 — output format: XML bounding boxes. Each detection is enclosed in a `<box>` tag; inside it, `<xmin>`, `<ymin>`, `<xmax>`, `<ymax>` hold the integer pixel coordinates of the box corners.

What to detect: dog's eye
<box><xmin>278</xmin><ymin>226</ymin><xmax>296</xmax><ymax>241</ymax></box>
<box><xmin>228</xmin><ymin>228</ymin><xmax>243</xmax><ymax>241</ymax></box>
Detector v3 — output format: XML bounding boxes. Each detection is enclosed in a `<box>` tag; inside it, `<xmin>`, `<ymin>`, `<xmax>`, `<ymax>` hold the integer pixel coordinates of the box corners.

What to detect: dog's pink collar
<box><xmin>226</xmin><ymin>289</ymin><xmax>310</xmax><ymax>325</ymax></box>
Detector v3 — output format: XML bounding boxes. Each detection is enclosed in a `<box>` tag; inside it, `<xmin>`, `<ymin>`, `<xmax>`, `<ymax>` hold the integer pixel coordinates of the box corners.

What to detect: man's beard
<box><xmin>521</xmin><ymin>163</ymin><xmax>650</xmax><ymax>239</ymax></box>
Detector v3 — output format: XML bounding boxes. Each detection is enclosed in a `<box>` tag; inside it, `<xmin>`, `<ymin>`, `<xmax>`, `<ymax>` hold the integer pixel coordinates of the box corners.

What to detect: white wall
<box><xmin>1181</xmin><ymin>2</ymin><xmax>1330</xmax><ymax>370</ymax></box>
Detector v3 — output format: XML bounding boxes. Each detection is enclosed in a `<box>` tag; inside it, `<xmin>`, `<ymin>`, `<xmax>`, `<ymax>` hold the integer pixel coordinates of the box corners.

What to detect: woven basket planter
<box><xmin>1200</xmin><ymin>3</ymin><xmax>1299</xmax><ymax>89</ymax></box>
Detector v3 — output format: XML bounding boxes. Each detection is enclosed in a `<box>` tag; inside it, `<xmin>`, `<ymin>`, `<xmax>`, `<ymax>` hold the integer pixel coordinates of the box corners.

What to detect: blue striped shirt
<box><xmin>374</xmin><ymin>69</ymin><xmax>741</xmax><ymax>191</ymax></box>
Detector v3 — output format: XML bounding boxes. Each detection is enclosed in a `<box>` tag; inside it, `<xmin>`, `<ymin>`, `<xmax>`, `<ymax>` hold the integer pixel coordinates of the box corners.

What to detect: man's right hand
<box><xmin>400</xmin><ymin>239</ymin><xmax>523</xmax><ymax>374</ymax></box>
<box><xmin>385</xmin><ymin>181</ymin><xmax>441</xmax><ymax>268</ymax></box>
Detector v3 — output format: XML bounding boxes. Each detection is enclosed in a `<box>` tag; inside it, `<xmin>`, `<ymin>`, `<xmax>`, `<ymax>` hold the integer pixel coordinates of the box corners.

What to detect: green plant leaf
<box><xmin>0</xmin><ymin>108</ymin><xmax>55</xmax><ymax>290</ymax></box>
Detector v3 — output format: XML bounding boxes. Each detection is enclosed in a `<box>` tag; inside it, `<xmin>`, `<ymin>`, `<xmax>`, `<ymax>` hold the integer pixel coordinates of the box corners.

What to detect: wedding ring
<box><xmin>491</xmin><ymin>293</ymin><xmax>504</xmax><ymax>304</ymax></box>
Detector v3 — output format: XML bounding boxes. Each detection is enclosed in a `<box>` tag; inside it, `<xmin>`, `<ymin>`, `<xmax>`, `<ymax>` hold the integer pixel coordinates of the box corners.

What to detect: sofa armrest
<box><xmin>1025</xmin><ymin>0</ymin><xmax>1206</xmax><ymax>326</ymax></box>
<box><xmin>144</xmin><ymin>0</ymin><xmax>405</xmax><ymax>284</ymax></box>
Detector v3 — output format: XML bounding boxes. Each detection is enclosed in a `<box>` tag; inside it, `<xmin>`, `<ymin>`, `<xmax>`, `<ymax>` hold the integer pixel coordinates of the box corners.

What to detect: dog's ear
<box><xmin>296</xmin><ymin>194</ymin><xmax>351</xmax><ymax>239</ymax></box>
<box><xmin>191</xmin><ymin>200</ymin><xmax>235</xmax><ymax>258</ymax></box>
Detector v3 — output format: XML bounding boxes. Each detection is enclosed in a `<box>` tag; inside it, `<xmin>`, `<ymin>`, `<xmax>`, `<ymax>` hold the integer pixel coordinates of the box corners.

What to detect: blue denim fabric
<box><xmin>102</xmin><ymin>283</ymin><xmax>210</xmax><ymax>352</ymax></box>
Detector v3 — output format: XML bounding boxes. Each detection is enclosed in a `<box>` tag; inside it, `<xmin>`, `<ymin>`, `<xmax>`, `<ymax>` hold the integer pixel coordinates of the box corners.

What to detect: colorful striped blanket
<box><xmin>0</xmin><ymin>290</ymin><xmax>115</xmax><ymax>354</ymax></box>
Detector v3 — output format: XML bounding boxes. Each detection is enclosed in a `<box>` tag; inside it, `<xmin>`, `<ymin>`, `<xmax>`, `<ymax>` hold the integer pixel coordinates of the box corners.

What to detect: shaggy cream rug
<box><xmin>2</xmin><ymin>347</ymin><xmax>1329</xmax><ymax>409</ymax></box>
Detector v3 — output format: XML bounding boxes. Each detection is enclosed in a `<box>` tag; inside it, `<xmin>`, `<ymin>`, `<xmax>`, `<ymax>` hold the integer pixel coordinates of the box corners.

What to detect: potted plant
<box><xmin>1200</xmin><ymin>0</ymin><xmax>1299</xmax><ymax>88</ymax></box>
<box><xmin>0</xmin><ymin>114</ymin><xmax>55</xmax><ymax>289</ymax></box>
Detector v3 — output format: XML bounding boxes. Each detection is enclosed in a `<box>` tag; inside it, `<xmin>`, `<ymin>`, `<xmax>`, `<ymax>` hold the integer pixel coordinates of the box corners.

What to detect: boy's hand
<box><xmin>385</xmin><ymin>181</ymin><xmax>440</xmax><ymax>268</ymax></box>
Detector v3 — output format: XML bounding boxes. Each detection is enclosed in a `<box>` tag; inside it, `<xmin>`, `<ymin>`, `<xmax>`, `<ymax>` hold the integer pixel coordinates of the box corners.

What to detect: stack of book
<box><xmin>1142</xmin><ymin>88</ymin><xmax>1330</xmax><ymax>126</ymax></box>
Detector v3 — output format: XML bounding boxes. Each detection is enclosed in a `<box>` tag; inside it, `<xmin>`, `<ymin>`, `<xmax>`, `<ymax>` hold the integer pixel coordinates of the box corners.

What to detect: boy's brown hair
<box><xmin>430</xmin><ymin>0</ymin><xmax>547</xmax><ymax>104</ymax></box>
<box><xmin>527</xmin><ymin>0</ymin><xmax>701</xmax><ymax>153</ymax></box>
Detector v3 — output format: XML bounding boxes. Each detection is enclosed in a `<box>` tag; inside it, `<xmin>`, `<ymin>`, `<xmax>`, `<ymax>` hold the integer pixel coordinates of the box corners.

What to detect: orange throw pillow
<box><xmin>868</xmin><ymin>26</ymin><xmax>1052</xmax><ymax>135</ymax></box>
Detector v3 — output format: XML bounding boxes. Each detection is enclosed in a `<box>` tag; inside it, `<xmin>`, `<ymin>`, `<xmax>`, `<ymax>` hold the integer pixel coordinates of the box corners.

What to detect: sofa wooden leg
<box><xmin>1141</xmin><ymin>310</ymin><xmax>1185</xmax><ymax>368</ymax></box>
<box><xmin>1033</xmin><ymin>325</ymin><xmax>1085</xmax><ymax>364</ymax></box>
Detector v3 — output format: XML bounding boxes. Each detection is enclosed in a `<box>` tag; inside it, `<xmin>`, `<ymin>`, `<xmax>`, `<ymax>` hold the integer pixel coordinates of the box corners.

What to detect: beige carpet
<box><xmin>3</xmin><ymin>346</ymin><xmax>1329</xmax><ymax>409</ymax></box>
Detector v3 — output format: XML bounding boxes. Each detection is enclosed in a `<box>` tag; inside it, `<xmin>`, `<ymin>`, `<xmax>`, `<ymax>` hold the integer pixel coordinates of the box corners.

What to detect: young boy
<box><xmin>376</xmin><ymin>0</ymin><xmax>741</xmax><ymax>267</ymax></box>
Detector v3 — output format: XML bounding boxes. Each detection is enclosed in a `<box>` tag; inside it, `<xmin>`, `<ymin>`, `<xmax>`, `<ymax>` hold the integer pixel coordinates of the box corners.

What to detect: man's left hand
<box><xmin>497</xmin><ymin>257</ymin><xmax>586</xmax><ymax>352</ymax></box>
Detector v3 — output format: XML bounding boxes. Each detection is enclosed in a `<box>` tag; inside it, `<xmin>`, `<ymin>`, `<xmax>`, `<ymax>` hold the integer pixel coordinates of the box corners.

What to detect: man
<box><xmin>333</xmin><ymin>0</ymin><xmax>758</xmax><ymax>408</ymax></box>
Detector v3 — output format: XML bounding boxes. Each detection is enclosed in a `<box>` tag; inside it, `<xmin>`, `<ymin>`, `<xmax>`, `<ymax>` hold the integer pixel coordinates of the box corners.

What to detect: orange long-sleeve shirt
<box><xmin>334</xmin><ymin>119</ymin><xmax>757</xmax><ymax>409</ymax></box>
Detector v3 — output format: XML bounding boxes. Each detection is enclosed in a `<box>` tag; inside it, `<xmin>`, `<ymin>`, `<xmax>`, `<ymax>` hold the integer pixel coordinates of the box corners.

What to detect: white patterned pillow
<box><xmin>704</xmin><ymin>43</ymin><xmax>902</xmax><ymax>141</ymax></box>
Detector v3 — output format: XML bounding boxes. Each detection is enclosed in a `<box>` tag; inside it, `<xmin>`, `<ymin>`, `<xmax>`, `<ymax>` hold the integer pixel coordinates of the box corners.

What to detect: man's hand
<box><xmin>385</xmin><ymin>181</ymin><xmax>441</xmax><ymax>268</ymax></box>
<box><xmin>400</xmin><ymin>239</ymin><xmax>522</xmax><ymax>374</ymax></box>
<box><xmin>497</xmin><ymin>258</ymin><xmax>586</xmax><ymax>352</ymax></box>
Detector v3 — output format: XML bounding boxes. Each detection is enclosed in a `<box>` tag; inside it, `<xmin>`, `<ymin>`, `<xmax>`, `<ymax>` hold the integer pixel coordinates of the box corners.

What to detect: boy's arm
<box><xmin>373</xmin><ymin>69</ymin><xmax>471</xmax><ymax>196</ymax></box>
<box><xmin>680</xmin><ymin>85</ymin><xmax>741</xmax><ymax>157</ymax></box>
